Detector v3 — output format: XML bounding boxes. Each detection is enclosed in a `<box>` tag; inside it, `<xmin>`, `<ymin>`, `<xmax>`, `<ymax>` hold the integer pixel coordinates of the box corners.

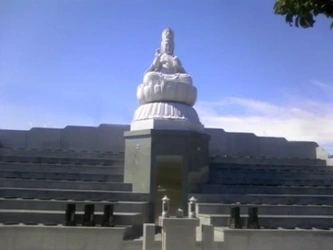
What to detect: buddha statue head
<box><xmin>160</xmin><ymin>28</ymin><xmax>175</xmax><ymax>55</ymax></box>
<box><xmin>162</xmin><ymin>28</ymin><xmax>174</xmax><ymax>41</ymax></box>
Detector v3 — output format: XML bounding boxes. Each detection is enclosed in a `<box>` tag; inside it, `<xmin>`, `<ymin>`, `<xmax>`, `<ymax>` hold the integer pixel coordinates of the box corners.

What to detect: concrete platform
<box><xmin>0</xmin><ymin>178</ymin><xmax>132</xmax><ymax>191</ymax></box>
<box><xmin>0</xmin><ymin>148</ymin><xmax>124</xmax><ymax>161</ymax></box>
<box><xmin>0</xmin><ymin>155</ymin><xmax>119</xmax><ymax>166</ymax></box>
<box><xmin>0</xmin><ymin>224</ymin><xmax>128</xmax><ymax>249</ymax></box>
<box><xmin>207</xmin><ymin>176</ymin><xmax>333</xmax><ymax>186</ymax></box>
<box><xmin>202</xmin><ymin>184</ymin><xmax>333</xmax><ymax>195</ymax></box>
<box><xmin>0</xmin><ymin>209</ymin><xmax>142</xmax><ymax>226</ymax></box>
<box><xmin>0</xmin><ymin>187</ymin><xmax>150</xmax><ymax>201</ymax></box>
<box><xmin>209</xmin><ymin>170</ymin><xmax>333</xmax><ymax>179</ymax></box>
<box><xmin>0</xmin><ymin>170</ymin><xmax>123</xmax><ymax>182</ymax></box>
<box><xmin>199</xmin><ymin>214</ymin><xmax>333</xmax><ymax>228</ymax></box>
<box><xmin>197</xmin><ymin>203</ymin><xmax>333</xmax><ymax>216</ymax></box>
<box><xmin>210</xmin><ymin>163</ymin><xmax>330</xmax><ymax>171</ymax></box>
<box><xmin>0</xmin><ymin>198</ymin><xmax>148</xmax><ymax>215</ymax></box>
<box><xmin>0</xmin><ymin>162</ymin><xmax>124</xmax><ymax>174</ymax></box>
<box><xmin>191</xmin><ymin>193</ymin><xmax>333</xmax><ymax>205</ymax></box>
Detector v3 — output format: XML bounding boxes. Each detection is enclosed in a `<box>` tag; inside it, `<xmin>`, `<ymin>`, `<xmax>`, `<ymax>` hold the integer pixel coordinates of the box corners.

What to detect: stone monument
<box><xmin>124</xmin><ymin>28</ymin><xmax>210</xmax><ymax>222</ymax></box>
<box><xmin>130</xmin><ymin>28</ymin><xmax>204</xmax><ymax>132</ymax></box>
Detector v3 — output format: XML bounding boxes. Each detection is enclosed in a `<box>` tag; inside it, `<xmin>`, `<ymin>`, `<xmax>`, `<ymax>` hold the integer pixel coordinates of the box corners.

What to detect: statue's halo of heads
<box><xmin>162</xmin><ymin>28</ymin><xmax>174</xmax><ymax>41</ymax></box>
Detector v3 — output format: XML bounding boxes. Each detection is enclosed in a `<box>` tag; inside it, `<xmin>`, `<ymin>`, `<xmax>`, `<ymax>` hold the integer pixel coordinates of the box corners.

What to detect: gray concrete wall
<box><xmin>0</xmin><ymin>129</ymin><xmax>27</xmax><ymax>148</ymax></box>
<box><xmin>287</xmin><ymin>141</ymin><xmax>318</xmax><ymax>158</ymax></box>
<box><xmin>0</xmin><ymin>124</ymin><xmax>320</xmax><ymax>159</ymax></box>
<box><xmin>259</xmin><ymin>137</ymin><xmax>288</xmax><ymax>158</ymax></box>
<box><xmin>27</xmin><ymin>128</ymin><xmax>62</xmax><ymax>149</ymax></box>
<box><xmin>226</xmin><ymin>132</ymin><xmax>260</xmax><ymax>157</ymax></box>
<box><xmin>205</xmin><ymin>128</ymin><xmax>227</xmax><ymax>156</ymax></box>
<box><xmin>223</xmin><ymin>229</ymin><xmax>333</xmax><ymax>250</ymax></box>
<box><xmin>0</xmin><ymin>124</ymin><xmax>129</xmax><ymax>152</ymax></box>
<box><xmin>61</xmin><ymin>126</ymin><xmax>99</xmax><ymax>151</ymax></box>
<box><xmin>0</xmin><ymin>225</ymin><xmax>125</xmax><ymax>250</ymax></box>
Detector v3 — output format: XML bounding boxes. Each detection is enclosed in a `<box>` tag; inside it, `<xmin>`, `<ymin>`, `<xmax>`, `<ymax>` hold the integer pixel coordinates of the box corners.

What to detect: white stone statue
<box><xmin>143</xmin><ymin>28</ymin><xmax>193</xmax><ymax>85</ymax></box>
<box><xmin>130</xmin><ymin>28</ymin><xmax>204</xmax><ymax>132</ymax></box>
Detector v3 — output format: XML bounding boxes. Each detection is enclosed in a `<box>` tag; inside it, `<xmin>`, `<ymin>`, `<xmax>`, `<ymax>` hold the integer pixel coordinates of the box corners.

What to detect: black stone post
<box><xmin>228</xmin><ymin>206</ymin><xmax>242</xmax><ymax>229</ymax></box>
<box><xmin>65</xmin><ymin>203</ymin><xmax>76</xmax><ymax>226</ymax></box>
<box><xmin>102</xmin><ymin>204</ymin><xmax>115</xmax><ymax>227</ymax></box>
<box><xmin>83</xmin><ymin>204</ymin><xmax>95</xmax><ymax>227</ymax></box>
<box><xmin>247</xmin><ymin>207</ymin><xmax>260</xmax><ymax>229</ymax></box>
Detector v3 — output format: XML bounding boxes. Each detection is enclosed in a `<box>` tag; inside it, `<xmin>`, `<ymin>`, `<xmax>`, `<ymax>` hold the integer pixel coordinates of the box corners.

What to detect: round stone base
<box><xmin>131</xmin><ymin>102</ymin><xmax>204</xmax><ymax>132</ymax></box>
<box><xmin>130</xmin><ymin>118</ymin><xmax>204</xmax><ymax>132</ymax></box>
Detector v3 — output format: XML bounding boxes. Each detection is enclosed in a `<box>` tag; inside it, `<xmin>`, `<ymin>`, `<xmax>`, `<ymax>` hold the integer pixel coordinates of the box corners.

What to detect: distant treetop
<box><xmin>274</xmin><ymin>0</ymin><xmax>333</xmax><ymax>29</ymax></box>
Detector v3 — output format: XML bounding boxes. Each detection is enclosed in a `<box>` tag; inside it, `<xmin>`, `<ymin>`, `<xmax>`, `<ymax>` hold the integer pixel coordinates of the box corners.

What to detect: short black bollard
<box><xmin>83</xmin><ymin>204</ymin><xmax>95</xmax><ymax>227</ymax></box>
<box><xmin>102</xmin><ymin>204</ymin><xmax>115</xmax><ymax>227</ymax></box>
<box><xmin>228</xmin><ymin>206</ymin><xmax>242</xmax><ymax>229</ymax></box>
<box><xmin>65</xmin><ymin>203</ymin><xmax>76</xmax><ymax>226</ymax></box>
<box><xmin>247</xmin><ymin>207</ymin><xmax>260</xmax><ymax>229</ymax></box>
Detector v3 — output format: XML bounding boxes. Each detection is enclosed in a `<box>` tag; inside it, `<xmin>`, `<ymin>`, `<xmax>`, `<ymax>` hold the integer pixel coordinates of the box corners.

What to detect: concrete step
<box><xmin>0</xmin><ymin>187</ymin><xmax>149</xmax><ymax>201</ymax></box>
<box><xmin>0</xmin><ymin>170</ymin><xmax>123</xmax><ymax>182</ymax></box>
<box><xmin>0</xmin><ymin>162</ymin><xmax>124</xmax><ymax>174</ymax></box>
<box><xmin>0</xmin><ymin>198</ymin><xmax>150</xmax><ymax>223</ymax></box>
<box><xmin>197</xmin><ymin>203</ymin><xmax>333</xmax><ymax>216</ymax></box>
<box><xmin>210</xmin><ymin>163</ymin><xmax>330</xmax><ymax>171</ymax></box>
<box><xmin>209</xmin><ymin>171</ymin><xmax>333</xmax><ymax>179</ymax></box>
<box><xmin>0</xmin><ymin>198</ymin><xmax>148</xmax><ymax>213</ymax></box>
<box><xmin>192</xmin><ymin>193</ymin><xmax>333</xmax><ymax>205</ymax></box>
<box><xmin>199</xmin><ymin>214</ymin><xmax>333</xmax><ymax>229</ymax></box>
<box><xmin>210</xmin><ymin>157</ymin><xmax>325</xmax><ymax>166</ymax></box>
<box><xmin>210</xmin><ymin>167</ymin><xmax>333</xmax><ymax>174</ymax></box>
<box><xmin>0</xmin><ymin>209</ymin><xmax>142</xmax><ymax>226</ymax></box>
<box><xmin>0</xmin><ymin>178</ymin><xmax>132</xmax><ymax>191</ymax></box>
<box><xmin>207</xmin><ymin>176</ymin><xmax>333</xmax><ymax>186</ymax></box>
<box><xmin>0</xmin><ymin>148</ymin><xmax>124</xmax><ymax>161</ymax></box>
<box><xmin>202</xmin><ymin>184</ymin><xmax>333</xmax><ymax>195</ymax></box>
<box><xmin>0</xmin><ymin>156</ymin><xmax>118</xmax><ymax>166</ymax></box>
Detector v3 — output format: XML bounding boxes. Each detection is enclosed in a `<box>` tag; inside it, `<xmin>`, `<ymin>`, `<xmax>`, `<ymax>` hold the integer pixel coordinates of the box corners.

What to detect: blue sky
<box><xmin>1</xmin><ymin>0</ymin><xmax>332</xmax><ymax>154</ymax></box>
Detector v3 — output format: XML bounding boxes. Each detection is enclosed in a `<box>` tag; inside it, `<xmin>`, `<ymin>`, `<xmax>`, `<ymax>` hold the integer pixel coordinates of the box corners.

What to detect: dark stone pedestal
<box><xmin>124</xmin><ymin>129</ymin><xmax>210</xmax><ymax>222</ymax></box>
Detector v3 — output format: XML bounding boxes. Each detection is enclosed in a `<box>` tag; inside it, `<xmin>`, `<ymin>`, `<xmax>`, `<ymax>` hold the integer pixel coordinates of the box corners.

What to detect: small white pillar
<box><xmin>188</xmin><ymin>196</ymin><xmax>197</xmax><ymax>218</ymax></box>
<box><xmin>142</xmin><ymin>223</ymin><xmax>155</xmax><ymax>250</ymax></box>
<box><xmin>201</xmin><ymin>224</ymin><xmax>214</xmax><ymax>250</ymax></box>
<box><xmin>162</xmin><ymin>196</ymin><xmax>170</xmax><ymax>218</ymax></box>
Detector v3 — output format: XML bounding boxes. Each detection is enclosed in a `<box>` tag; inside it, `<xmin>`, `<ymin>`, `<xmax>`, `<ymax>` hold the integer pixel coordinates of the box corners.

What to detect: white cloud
<box><xmin>196</xmin><ymin>95</ymin><xmax>333</xmax><ymax>154</ymax></box>
<box><xmin>0</xmin><ymin>101</ymin><xmax>128</xmax><ymax>130</ymax></box>
<box><xmin>311</xmin><ymin>80</ymin><xmax>332</xmax><ymax>91</ymax></box>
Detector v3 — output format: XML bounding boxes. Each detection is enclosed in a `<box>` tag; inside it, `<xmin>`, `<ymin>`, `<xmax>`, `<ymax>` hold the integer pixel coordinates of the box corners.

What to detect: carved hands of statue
<box><xmin>145</xmin><ymin>49</ymin><xmax>162</xmax><ymax>73</ymax></box>
<box><xmin>155</xmin><ymin>48</ymin><xmax>161</xmax><ymax>57</ymax></box>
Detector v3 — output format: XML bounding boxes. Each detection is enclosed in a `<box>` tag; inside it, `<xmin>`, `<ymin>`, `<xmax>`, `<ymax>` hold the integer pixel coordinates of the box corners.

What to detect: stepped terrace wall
<box><xmin>0</xmin><ymin>124</ymin><xmax>320</xmax><ymax>160</ymax></box>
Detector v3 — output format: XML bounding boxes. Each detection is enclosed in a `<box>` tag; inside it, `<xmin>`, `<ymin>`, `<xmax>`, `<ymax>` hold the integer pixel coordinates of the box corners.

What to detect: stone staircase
<box><xmin>0</xmin><ymin>148</ymin><xmax>150</xmax><ymax>239</ymax></box>
<box><xmin>194</xmin><ymin>161</ymin><xmax>333</xmax><ymax>229</ymax></box>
